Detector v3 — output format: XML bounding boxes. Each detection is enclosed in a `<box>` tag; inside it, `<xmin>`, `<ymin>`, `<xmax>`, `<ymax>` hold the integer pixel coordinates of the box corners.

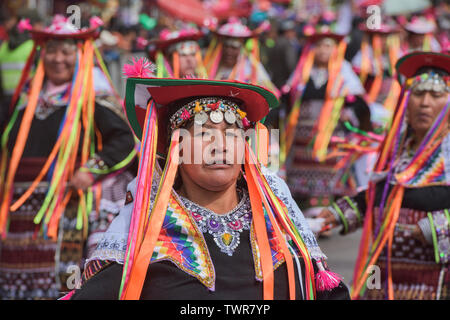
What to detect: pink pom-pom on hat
<box><xmin>89</xmin><ymin>16</ymin><xmax>104</xmax><ymax>29</ymax></box>
<box><xmin>123</xmin><ymin>57</ymin><xmax>155</xmax><ymax>78</ymax></box>
<box><xmin>18</xmin><ymin>19</ymin><xmax>33</xmax><ymax>33</ymax></box>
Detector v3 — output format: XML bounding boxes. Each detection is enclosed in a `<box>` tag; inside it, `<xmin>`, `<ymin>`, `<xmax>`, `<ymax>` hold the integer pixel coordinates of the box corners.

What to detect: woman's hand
<box><xmin>69</xmin><ymin>170</ymin><xmax>94</xmax><ymax>191</ymax></box>
<box><xmin>411</xmin><ymin>225</ymin><xmax>428</xmax><ymax>246</ymax></box>
<box><xmin>317</xmin><ymin>208</ymin><xmax>340</xmax><ymax>230</ymax></box>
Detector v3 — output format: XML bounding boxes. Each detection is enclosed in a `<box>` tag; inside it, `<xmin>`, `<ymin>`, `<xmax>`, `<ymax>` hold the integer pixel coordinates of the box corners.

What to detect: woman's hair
<box><xmin>413</xmin><ymin>66</ymin><xmax>449</xmax><ymax>77</ymax></box>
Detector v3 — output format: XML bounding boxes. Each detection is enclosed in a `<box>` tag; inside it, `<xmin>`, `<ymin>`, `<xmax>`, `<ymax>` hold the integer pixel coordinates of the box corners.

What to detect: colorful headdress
<box><xmin>302</xmin><ymin>23</ymin><xmax>345</xmax><ymax>43</ymax></box>
<box><xmin>117</xmin><ymin>62</ymin><xmax>323</xmax><ymax>299</ymax></box>
<box><xmin>215</xmin><ymin>17</ymin><xmax>254</xmax><ymax>38</ymax></box>
<box><xmin>24</xmin><ymin>14</ymin><xmax>103</xmax><ymax>43</ymax></box>
<box><xmin>0</xmin><ymin>15</ymin><xmax>131</xmax><ymax>240</ymax></box>
<box><xmin>302</xmin><ymin>11</ymin><xmax>346</xmax><ymax>44</ymax></box>
<box><xmin>403</xmin><ymin>16</ymin><xmax>436</xmax><ymax>35</ymax></box>
<box><xmin>151</xmin><ymin>27</ymin><xmax>203</xmax><ymax>53</ymax></box>
<box><xmin>203</xmin><ymin>18</ymin><xmax>276</xmax><ymax>95</ymax></box>
<box><xmin>351</xmin><ymin>51</ymin><xmax>450</xmax><ymax>300</ymax></box>
<box><xmin>168</xmin><ymin>97</ymin><xmax>251</xmax><ymax>130</ymax></box>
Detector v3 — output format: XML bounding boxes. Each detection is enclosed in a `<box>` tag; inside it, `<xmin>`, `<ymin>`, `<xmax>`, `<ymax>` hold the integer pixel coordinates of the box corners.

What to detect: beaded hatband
<box><xmin>405</xmin><ymin>72</ymin><xmax>450</xmax><ymax>93</ymax></box>
<box><xmin>169</xmin><ymin>97</ymin><xmax>251</xmax><ymax>130</ymax></box>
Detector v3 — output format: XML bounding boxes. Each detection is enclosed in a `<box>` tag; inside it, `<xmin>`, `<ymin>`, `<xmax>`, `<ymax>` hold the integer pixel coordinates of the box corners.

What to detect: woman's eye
<box><xmin>195</xmin><ymin>131</ymin><xmax>211</xmax><ymax>137</ymax></box>
<box><xmin>431</xmin><ymin>92</ymin><xmax>444</xmax><ymax>98</ymax></box>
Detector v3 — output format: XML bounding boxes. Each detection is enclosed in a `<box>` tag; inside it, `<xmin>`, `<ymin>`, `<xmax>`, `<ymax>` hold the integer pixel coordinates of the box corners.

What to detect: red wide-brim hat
<box><xmin>395</xmin><ymin>51</ymin><xmax>450</xmax><ymax>82</ymax></box>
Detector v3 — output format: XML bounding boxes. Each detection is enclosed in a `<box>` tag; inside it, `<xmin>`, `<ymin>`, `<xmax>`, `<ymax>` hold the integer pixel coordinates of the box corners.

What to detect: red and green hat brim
<box><xmin>125</xmin><ymin>77</ymin><xmax>279</xmax><ymax>151</ymax></box>
<box><xmin>395</xmin><ymin>51</ymin><xmax>450</xmax><ymax>83</ymax></box>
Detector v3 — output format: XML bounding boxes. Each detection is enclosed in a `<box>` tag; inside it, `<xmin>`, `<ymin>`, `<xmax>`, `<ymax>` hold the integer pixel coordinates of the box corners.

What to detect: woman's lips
<box><xmin>416</xmin><ymin>113</ymin><xmax>433</xmax><ymax>121</ymax></box>
<box><xmin>204</xmin><ymin>161</ymin><xmax>232</xmax><ymax>169</ymax></box>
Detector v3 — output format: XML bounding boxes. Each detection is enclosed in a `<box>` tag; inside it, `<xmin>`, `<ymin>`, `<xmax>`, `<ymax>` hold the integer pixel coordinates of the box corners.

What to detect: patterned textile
<box><xmin>363</xmin><ymin>261</ymin><xmax>449</xmax><ymax>300</ymax></box>
<box><xmin>333</xmin><ymin>198</ymin><xmax>450</xmax><ymax>300</ymax></box>
<box><xmin>0</xmin><ymin>170</ymin><xmax>133</xmax><ymax>300</ymax></box>
<box><xmin>285</xmin><ymin>99</ymin><xmax>357</xmax><ymax>200</ymax></box>
<box><xmin>0</xmin><ymin>183</ymin><xmax>80</xmax><ymax>299</ymax></box>
<box><xmin>395</xmin><ymin>134</ymin><xmax>450</xmax><ymax>187</ymax></box>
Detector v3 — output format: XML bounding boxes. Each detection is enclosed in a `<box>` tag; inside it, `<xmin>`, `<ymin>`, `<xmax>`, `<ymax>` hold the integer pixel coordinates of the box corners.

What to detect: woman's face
<box><xmin>43</xmin><ymin>40</ymin><xmax>77</xmax><ymax>85</ymax></box>
<box><xmin>178</xmin><ymin>52</ymin><xmax>197</xmax><ymax>77</ymax></box>
<box><xmin>178</xmin><ymin>119</ymin><xmax>245</xmax><ymax>192</ymax></box>
<box><xmin>408</xmin><ymin>33</ymin><xmax>425</xmax><ymax>49</ymax></box>
<box><xmin>314</xmin><ymin>38</ymin><xmax>336</xmax><ymax>66</ymax></box>
<box><xmin>222</xmin><ymin>39</ymin><xmax>242</xmax><ymax>68</ymax></box>
<box><xmin>407</xmin><ymin>89</ymin><xmax>449</xmax><ymax>137</ymax></box>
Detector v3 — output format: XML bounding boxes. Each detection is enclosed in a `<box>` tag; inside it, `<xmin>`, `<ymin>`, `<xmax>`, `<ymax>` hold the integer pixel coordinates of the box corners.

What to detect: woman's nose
<box><xmin>52</xmin><ymin>50</ymin><xmax>66</xmax><ymax>63</ymax></box>
<box><xmin>420</xmin><ymin>92</ymin><xmax>433</xmax><ymax>108</ymax></box>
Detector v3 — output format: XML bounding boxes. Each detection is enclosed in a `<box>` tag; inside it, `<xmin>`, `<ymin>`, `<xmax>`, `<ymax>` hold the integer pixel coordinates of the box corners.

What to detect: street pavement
<box><xmin>316</xmin><ymin>228</ymin><xmax>363</xmax><ymax>288</ymax></box>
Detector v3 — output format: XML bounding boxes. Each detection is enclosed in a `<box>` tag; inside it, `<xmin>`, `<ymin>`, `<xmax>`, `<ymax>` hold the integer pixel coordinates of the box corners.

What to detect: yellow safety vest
<box><xmin>0</xmin><ymin>39</ymin><xmax>34</xmax><ymax>95</ymax></box>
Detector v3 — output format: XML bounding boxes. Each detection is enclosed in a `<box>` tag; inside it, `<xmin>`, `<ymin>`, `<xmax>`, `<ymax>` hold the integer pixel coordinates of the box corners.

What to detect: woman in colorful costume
<box><xmin>148</xmin><ymin>26</ymin><xmax>207</xmax><ymax>79</ymax></box>
<box><xmin>318</xmin><ymin>51</ymin><xmax>450</xmax><ymax>300</ymax></box>
<box><xmin>203</xmin><ymin>18</ymin><xmax>279</xmax><ymax>97</ymax></box>
<box><xmin>281</xmin><ymin>20</ymin><xmax>370</xmax><ymax>217</ymax></box>
<box><xmin>62</xmin><ymin>64</ymin><xmax>349</xmax><ymax>300</ymax></box>
<box><xmin>401</xmin><ymin>16</ymin><xmax>442</xmax><ymax>53</ymax></box>
<box><xmin>0</xmin><ymin>15</ymin><xmax>136</xmax><ymax>299</ymax></box>
<box><xmin>351</xmin><ymin>21</ymin><xmax>402</xmax><ymax>131</ymax></box>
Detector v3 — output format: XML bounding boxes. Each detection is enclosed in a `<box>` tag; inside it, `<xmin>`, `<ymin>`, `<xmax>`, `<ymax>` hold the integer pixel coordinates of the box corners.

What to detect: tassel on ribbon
<box><xmin>315</xmin><ymin>259</ymin><xmax>343</xmax><ymax>291</ymax></box>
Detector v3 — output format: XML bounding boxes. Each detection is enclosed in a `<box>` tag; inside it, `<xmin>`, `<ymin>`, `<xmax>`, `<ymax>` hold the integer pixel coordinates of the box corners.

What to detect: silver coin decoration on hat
<box><xmin>210</xmin><ymin>110</ymin><xmax>224</xmax><ymax>123</ymax></box>
<box><xmin>169</xmin><ymin>97</ymin><xmax>251</xmax><ymax>130</ymax></box>
<box><xmin>194</xmin><ymin>111</ymin><xmax>208</xmax><ymax>125</ymax></box>
<box><xmin>409</xmin><ymin>72</ymin><xmax>449</xmax><ymax>93</ymax></box>
<box><xmin>224</xmin><ymin>109</ymin><xmax>237</xmax><ymax>124</ymax></box>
